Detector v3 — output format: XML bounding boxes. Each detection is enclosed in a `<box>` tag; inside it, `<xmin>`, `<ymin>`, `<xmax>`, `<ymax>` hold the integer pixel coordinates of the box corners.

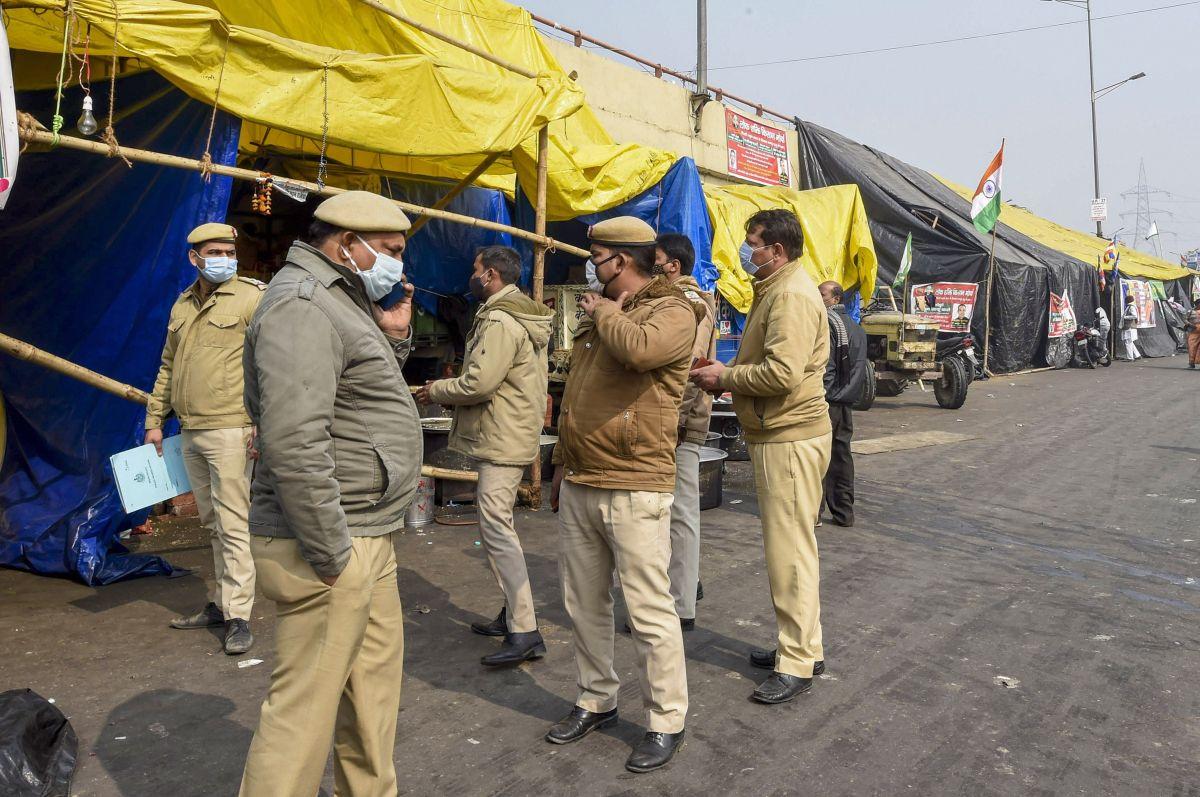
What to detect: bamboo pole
<box><xmin>351</xmin><ymin>0</ymin><xmax>538</xmax><ymax>79</ymax></box>
<box><xmin>17</xmin><ymin>127</ymin><xmax>591</xmax><ymax>258</ymax></box>
<box><xmin>982</xmin><ymin>229</ymin><xmax>999</xmax><ymax>376</ymax></box>
<box><xmin>0</xmin><ymin>332</ymin><xmax>480</xmax><ymax>482</ymax></box>
<box><xmin>407</xmin><ymin>151</ymin><xmax>503</xmax><ymax>236</ymax></box>
<box><xmin>526</xmin><ymin>126</ymin><xmax>551</xmax><ymax>507</ymax></box>
<box><xmin>0</xmin><ymin>332</ymin><xmax>150</xmax><ymax>404</ymax></box>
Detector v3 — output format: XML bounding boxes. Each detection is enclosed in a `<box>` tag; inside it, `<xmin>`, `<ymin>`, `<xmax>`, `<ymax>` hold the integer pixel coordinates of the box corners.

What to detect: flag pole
<box><xmin>982</xmin><ymin>228</ymin><xmax>998</xmax><ymax>376</ymax></box>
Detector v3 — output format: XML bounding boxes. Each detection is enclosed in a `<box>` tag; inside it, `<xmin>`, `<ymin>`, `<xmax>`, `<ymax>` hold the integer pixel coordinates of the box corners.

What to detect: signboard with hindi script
<box><xmin>725</xmin><ymin>107</ymin><xmax>790</xmax><ymax>187</ymax></box>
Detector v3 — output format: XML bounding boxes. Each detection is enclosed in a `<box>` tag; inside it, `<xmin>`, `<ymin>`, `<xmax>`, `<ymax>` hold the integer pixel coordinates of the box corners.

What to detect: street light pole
<box><xmin>1085</xmin><ymin>0</ymin><xmax>1104</xmax><ymax>238</ymax></box>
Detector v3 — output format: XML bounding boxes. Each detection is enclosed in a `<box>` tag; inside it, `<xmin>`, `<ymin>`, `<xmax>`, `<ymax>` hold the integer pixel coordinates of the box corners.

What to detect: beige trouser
<box><xmin>240</xmin><ymin>534</ymin><xmax>404</xmax><ymax>797</ymax></box>
<box><xmin>558</xmin><ymin>481</ymin><xmax>688</xmax><ymax>733</ymax></box>
<box><xmin>749</xmin><ymin>434</ymin><xmax>832</xmax><ymax>679</ymax></box>
<box><xmin>181</xmin><ymin>426</ymin><xmax>254</xmax><ymax>621</ymax></box>
<box><xmin>476</xmin><ymin>461</ymin><xmax>537</xmax><ymax>633</ymax></box>
<box><xmin>667</xmin><ymin>442</ymin><xmax>702</xmax><ymax>621</ymax></box>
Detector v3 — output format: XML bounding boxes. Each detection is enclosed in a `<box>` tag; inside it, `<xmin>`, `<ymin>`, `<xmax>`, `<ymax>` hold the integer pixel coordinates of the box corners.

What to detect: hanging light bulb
<box><xmin>76</xmin><ymin>95</ymin><xmax>98</xmax><ymax>136</ymax></box>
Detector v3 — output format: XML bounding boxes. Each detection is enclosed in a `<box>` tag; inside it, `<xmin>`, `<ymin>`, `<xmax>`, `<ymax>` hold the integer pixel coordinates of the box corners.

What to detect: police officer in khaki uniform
<box><xmin>147</xmin><ymin>222</ymin><xmax>263</xmax><ymax>656</ymax></box>
<box><xmin>239</xmin><ymin>192</ymin><xmax>420</xmax><ymax>797</ymax></box>
<box><xmin>417</xmin><ymin>245</ymin><xmax>554</xmax><ymax>667</ymax></box>
<box><xmin>547</xmin><ymin>217</ymin><xmax>702</xmax><ymax>774</ymax></box>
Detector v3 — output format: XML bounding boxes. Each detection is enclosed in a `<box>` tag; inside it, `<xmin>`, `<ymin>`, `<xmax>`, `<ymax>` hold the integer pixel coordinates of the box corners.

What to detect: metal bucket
<box><xmin>405</xmin><ymin>475</ymin><xmax>436</xmax><ymax>527</ymax></box>
<box><xmin>698</xmin><ymin>446</ymin><xmax>729</xmax><ymax>511</ymax></box>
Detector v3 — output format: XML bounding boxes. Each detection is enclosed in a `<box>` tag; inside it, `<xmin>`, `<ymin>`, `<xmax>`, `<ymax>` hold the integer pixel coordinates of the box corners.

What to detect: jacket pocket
<box><xmin>198</xmin><ymin>313</ymin><xmax>244</xmax><ymax>347</ymax></box>
<box><xmin>618</xmin><ymin>409</ymin><xmax>638</xmax><ymax>458</ymax></box>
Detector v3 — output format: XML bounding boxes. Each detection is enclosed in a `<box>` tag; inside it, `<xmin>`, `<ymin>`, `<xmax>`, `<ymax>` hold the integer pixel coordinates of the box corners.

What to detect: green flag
<box><xmin>892</xmin><ymin>233</ymin><xmax>913</xmax><ymax>291</ymax></box>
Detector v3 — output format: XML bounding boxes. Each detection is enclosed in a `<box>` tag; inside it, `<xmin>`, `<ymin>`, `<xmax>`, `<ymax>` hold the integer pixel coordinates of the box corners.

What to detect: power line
<box><xmin>706</xmin><ymin>2</ymin><xmax>1200</xmax><ymax>72</ymax></box>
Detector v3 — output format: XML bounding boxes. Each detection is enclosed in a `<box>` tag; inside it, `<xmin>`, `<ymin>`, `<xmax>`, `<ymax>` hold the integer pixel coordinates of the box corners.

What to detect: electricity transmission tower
<box><xmin>1119</xmin><ymin>159</ymin><xmax>1172</xmax><ymax>257</ymax></box>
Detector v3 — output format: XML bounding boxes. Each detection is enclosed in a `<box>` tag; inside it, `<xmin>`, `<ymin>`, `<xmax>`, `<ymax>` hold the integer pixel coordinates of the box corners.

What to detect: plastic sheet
<box><xmin>0</xmin><ymin>72</ymin><xmax>238</xmax><ymax>583</ymax></box>
<box><xmin>0</xmin><ymin>689</ymin><xmax>77</xmax><ymax>797</ymax></box>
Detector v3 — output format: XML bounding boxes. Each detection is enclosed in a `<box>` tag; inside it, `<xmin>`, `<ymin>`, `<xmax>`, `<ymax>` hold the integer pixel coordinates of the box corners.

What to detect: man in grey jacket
<box><xmin>239</xmin><ymin>191</ymin><xmax>420</xmax><ymax>797</ymax></box>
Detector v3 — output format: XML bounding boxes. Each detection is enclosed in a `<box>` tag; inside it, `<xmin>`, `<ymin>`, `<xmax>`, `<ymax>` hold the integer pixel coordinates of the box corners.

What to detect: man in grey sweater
<box><xmin>239</xmin><ymin>191</ymin><xmax>420</xmax><ymax>797</ymax></box>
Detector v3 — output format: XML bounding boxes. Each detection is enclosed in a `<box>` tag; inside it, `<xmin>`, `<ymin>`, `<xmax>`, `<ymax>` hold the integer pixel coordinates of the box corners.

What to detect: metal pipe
<box><xmin>696</xmin><ymin>0</ymin><xmax>708</xmax><ymax>98</ymax></box>
<box><xmin>1086</xmin><ymin>0</ymin><xmax>1104</xmax><ymax>239</ymax></box>
<box><xmin>529</xmin><ymin>11</ymin><xmax>796</xmax><ymax>126</ymax></box>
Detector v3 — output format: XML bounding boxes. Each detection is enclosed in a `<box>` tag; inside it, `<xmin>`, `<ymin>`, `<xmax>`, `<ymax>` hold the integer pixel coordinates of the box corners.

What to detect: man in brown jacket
<box><xmin>547</xmin><ymin>216</ymin><xmax>700</xmax><ymax>773</ymax></box>
<box><xmin>655</xmin><ymin>233</ymin><xmax>717</xmax><ymax>629</ymax></box>
<box><xmin>691</xmin><ymin>209</ymin><xmax>832</xmax><ymax>706</ymax></box>
<box><xmin>418</xmin><ymin>245</ymin><xmax>553</xmax><ymax>667</ymax></box>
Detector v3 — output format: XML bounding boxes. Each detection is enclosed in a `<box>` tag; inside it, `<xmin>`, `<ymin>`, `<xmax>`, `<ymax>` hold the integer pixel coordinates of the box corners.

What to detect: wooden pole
<box><xmin>351</xmin><ymin>0</ymin><xmax>538</xmax><ymax>79</ymax></box>
<box><xmin>0</xmin><ymin>332</ymin><xmax>150</xmax><ymax>404</ymax></box>
<box><xmin>526</xmin><ymin>126</ymin><xmax>551</xmax><ymax>507</ymax></box>
<box><xmin>407</xmin><ymin>151</ymin><xmax>503</xmax><ymax>236</ymax></box>
<box><xmin>17</xmin><ymin>127</ymin><xmax>591</xmax><ymax>258</ymax></box>
<box><xmin>982</xmin><ymin>228</ymin><xmax>999</xmax><ymax>375</ymax></box>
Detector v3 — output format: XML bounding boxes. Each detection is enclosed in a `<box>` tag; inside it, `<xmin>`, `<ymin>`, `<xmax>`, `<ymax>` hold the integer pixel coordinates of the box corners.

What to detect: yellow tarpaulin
<box><xmin>6</xmin><ymin>0</ymin><xmax>678</xmax><ymax>220</ymax></box>
<box><xmin>705</xmin><ymin>183</ymin><xmax>878</xmax><ymax>313</ymax></box>
<box><xmin>937</xmin><ymin>177</ymin><xmax>1195</xmax><ymax>282</ymax></box>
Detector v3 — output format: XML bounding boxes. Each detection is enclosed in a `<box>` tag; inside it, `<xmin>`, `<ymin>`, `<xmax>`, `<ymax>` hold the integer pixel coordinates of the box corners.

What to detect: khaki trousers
<box><xmin>240</xmin><ymin>534</ymin><xmax>403</xmax><ymax>797</ymax></box>
<box><xmin>475</xmin><ymin>461</ymin><xmax>537</xmax><ymax>633</ymax></box>
<box><xmin>558</xmin><ymin>481</ymin><xmax>688</xmax><ymax>733</ymax></box>
<box><xmin>749</xmin><ymin>434</ymin><xmax>832</xmax><ymax>679</ymax></box>
<box><xmin>667</xmin><ymin>442</ymin><xmax>702</xmax><ymax>621</ymax></box>
<box><xmin>181</xmin><ymin>426</ymin><xmax>255</xmax><ymax>621</ymax></box>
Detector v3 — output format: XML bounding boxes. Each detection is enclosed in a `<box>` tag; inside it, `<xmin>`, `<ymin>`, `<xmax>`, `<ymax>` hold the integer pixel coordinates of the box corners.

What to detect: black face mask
<box><xmin>468</xmin><ymin>273</ymin><xmax>489</xmax><ymax>300</ymax></box>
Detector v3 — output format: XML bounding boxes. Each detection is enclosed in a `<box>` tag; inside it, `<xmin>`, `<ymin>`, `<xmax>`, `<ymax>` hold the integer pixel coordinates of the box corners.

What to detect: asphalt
<box><xmin>2</xmin><ymin>358</ymin><xmax>1198</xmax><ymax>796</ymax></box>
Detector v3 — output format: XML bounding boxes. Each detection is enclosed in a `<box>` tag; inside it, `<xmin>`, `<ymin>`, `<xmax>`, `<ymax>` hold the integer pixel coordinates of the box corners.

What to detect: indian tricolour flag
<box><xmin>970</xmin><ymin>141</ymin><xmax>1005</xmax><ymax>235</ymax></box>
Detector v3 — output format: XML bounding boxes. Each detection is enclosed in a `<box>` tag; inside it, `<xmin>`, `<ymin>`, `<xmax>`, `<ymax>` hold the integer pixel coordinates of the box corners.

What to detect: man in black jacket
<box><xmin>818</xmin><ymin>282</ymin><xmax>868</xmax><ymax>527</ymax></box>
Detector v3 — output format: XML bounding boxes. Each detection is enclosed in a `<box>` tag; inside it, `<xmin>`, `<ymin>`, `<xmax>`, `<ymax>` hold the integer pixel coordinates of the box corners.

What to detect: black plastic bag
<box><xmin>0</xmin><ymin>689</ymin><xmax>77</xmax><ymax>797</ymax></box>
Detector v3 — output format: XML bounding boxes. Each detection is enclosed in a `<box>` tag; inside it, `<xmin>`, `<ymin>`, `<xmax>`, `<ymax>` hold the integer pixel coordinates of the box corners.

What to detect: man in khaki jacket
<box><xmin>654</xmin><ymin>233</ymin><xmax>716</xmax><ymax>629</ymax></box>
<box><xmin>547</xmin><ymin>216</ymin><xmax>701</xmax><ymax>774</ymax></box>
<box><xmin>418</xmin><ymin>245</ymin><xmax>553</xmax><ymax>667</ymax></box>
<box><xmin>146</xmin><ymin>222</ymin><xmax>263</xmax><ymax>656</ymax></box>
<box><xmin>239</xmin><ymin>192</ymin><xmax>419</xmax><ymax>797</ymax></box>
<box><xmin>691</xmin><ymin>209</ymin><xmax>832</xmax><ymax>706</ymax></box>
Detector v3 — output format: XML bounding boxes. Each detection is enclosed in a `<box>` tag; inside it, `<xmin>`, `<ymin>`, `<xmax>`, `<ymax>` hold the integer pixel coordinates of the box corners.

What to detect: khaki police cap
<box><xmin>187</xmin><ymin>222</ymin><xmax>237</xmax><ymax>245</ymax></box>
<box><xmin>587</xmin><ymin>216</ymin><xmax>656</xmax><ymax>247</ymax></box>
<box><xmin>314</xmin><ymin>191</ymin><xmax>412</xmax><ymax>233</ymax></box>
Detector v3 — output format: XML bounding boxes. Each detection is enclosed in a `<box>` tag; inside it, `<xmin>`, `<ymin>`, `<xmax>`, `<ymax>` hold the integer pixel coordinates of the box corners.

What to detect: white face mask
<box><xmin>199</xmin><ymin>256</ymin><xmax>237</xmax><ymax>283</ymax></box>
<box><xmin>585</xmin><ymin>253</ymin><xmax>618</xmax><ymax>295</ymax></box>
<box><xmin>341</xmin><ymin>235</ymin><xmax>405</xmax><ymax>302</ymax></box>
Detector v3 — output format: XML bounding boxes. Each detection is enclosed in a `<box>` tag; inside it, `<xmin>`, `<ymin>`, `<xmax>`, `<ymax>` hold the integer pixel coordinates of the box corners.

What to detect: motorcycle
<box><xmin>1071</xmin><ymin>324</ymin><xmax>1111</xmax><ymax>368</ymax></box>
<box><xmin>936</xmin><ymin>332</ymin><xmax>982</xmax><ymax>382</ymax></box>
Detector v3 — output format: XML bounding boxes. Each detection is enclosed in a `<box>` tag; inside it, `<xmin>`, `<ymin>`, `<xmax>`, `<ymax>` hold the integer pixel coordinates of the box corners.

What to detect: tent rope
<box><xmin>101</xmin><ymin>0</ymin><xmax>131</xmax><ymax>166</ymax></box>
<box><xmin>17</xmin><ymin>111</ymin><xmax>46</xmax><ymax>154</ymax></box>
<box><xmin>50</xmin><ymin>1</ymin><xmax>77</xmax><ymax>146</ymax></box>
<box><xmin>199</xmin><ymin>29</ymin><xmax>231</xmax><ymax>183</ymax></box>
<box><xmin>316</xmin><ymin>62</ymin><xmax>330</xmax><ymax>189</ymax></box>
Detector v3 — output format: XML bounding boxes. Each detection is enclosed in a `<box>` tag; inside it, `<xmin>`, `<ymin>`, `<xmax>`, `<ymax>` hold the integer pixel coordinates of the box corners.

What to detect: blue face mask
<box><xmin>200</xmin><ymin>256</ymin><xmax>237</xmax><ymax>284</ymax></box>
<box><xmin>342</xmin><ymin>235</ymin><xmax>405</xmax><ymax>302</ymax></box>
<box><xmin>585</xmin><ymin>252</ymin><xmax>618</xmax><ymax>295</ymax></box>
<box><xmin>739</xmin><ymin>242</ymin><xmax>771</xmax><ymax>276</ymax></box>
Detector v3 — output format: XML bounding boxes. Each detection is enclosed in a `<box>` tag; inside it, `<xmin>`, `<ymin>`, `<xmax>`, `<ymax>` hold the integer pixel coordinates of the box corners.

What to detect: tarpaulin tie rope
<box><xmin>50</xmin><ymin>1</ymin><xmax>77</xmax><ymax>147</ymax></box>
<box><xmin>316</xmin><ymin>63</ymin><xmax>330</xmax><ymax>190</ymax></box>
<box><xmin>16</xmin><ymin>112</ymin><xmax>46</xmax><ymax>153</ymax></box>
<box><xmin>101</xmin><ymin>0</ymin><xmax>131</xmax><ymax>167</ymax></box>
<box><xmin>199</xmin><ymin>29</ymin><xmax>231</xmax><ymax>183</ymax></box>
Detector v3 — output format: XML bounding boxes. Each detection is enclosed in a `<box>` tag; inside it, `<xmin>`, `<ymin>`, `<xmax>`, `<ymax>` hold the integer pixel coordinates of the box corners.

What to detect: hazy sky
<box><xmin>521</xmin><ymin>0</ymin><xmax>1200</xmax><ymax>258</ymax></box>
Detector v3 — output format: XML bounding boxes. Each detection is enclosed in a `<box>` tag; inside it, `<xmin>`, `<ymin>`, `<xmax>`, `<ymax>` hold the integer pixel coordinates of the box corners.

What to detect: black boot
<box><xmin>748</xmin><ymin>649</ymin><xmax>826</xmax><ymax>675</ymax></box>
<box><xmin>751</xmin><ymin>672</ymin><xmax>812</xmax><ymax>704</ymax></box>
<box><xmin>223</xmin><ymin>619</ymin><xmax>254</xmax><ymax>655</ymax></box>
<box><xmin>169</xmin><ymin>602</ymin><xmax>224</xmax><ymax>630</ymax></box>
<box><xmin>481</xmin><ymin>630</ymin><xmax>546</xmax><ymax>666</ymax></box>
<box><xmin>470</xmin><ymin>607</ymin><xmax>507</xmax><ymax>637</ymax></box>
<box><xmin>545</xmin><ymin>706</ymin><xmax>618</xmax><ymax>745</ymax></box>
<box><xmin>625</xmin><ymin>730</ymin><xmax>685</xmax><ymax>773</ymax></box>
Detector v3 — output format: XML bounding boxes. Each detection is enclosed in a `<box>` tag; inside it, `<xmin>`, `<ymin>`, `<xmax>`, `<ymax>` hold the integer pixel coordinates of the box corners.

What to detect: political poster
<box><xmin>1</xmin><ymin>20</ymin><xmax>19</xmax><ymax>210</ymax></box>
<box><xmin>908</xmin><ymin>282</ymin><xmax>978</xmax><ymax>332</ymax></box>
<box><xmin>1048</xmin><ymin>290</ymin><xmax>1077</xmax><ymax>338</ymax></box>
<box><xmin>725</xmin><ymin>107</ymin><xmax>790</xmax><ymax>187</ymax></box>
<box><xmin>1121</xmin><ymin>279</ymin><xmax>1156</xmax><ymax>329</ymax></box>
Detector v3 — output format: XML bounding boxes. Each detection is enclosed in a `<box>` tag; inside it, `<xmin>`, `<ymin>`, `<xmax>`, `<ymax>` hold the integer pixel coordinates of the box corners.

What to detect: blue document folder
<box><xmin>109</xmin><ymin>436</ymin><xmax>192</xmax><ymax>513</ymax></box>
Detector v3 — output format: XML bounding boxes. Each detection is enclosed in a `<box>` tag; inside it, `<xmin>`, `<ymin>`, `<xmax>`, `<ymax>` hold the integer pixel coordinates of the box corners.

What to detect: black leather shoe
<box><xmin>481</xmin><ymin>630</ymin><xmax>546</xmax><ymax>666</ymax></box>
<box><xmin>471</xmin><ymin>607</ymin><xmax>507</xmax><ymax>637</ymax></box>
<box><xmin>625</xmin><ymin>730</ymin><xmax>685</xmax><ymax>773</ymax></box>
<box><xmin>748</xmin><ymin>649</ymin><xmax>825</xmax><ymax>676</ymax></box>
<box><xmin>546</xmin><ymin>706</ymin><xmax>618</xmax><ymax>745</ymax></box>
<box><xmin>751</xmin><ymin>672</ymin><xmax>812</xmax><ymax>704</ymax></box>
<box><xmin>170</xmin><ymin>602</ymin><xmax>224</xmax><ymax>630</ymax></box>
<box><xmin>223</xmin><ymin>619</ymin><xmax>254</xmax><ymax>655</ymax></box>
<box><xmin>696</xmin><ymin>581</ymin><xmax>704</xmax><ymax>602</ymax></box>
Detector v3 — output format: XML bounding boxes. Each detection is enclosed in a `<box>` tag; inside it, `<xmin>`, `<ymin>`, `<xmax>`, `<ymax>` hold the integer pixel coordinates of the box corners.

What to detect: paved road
<box><xmin>2</xmin><ymin>360</ymin><xmax>1197</xmax><ymax>796</ymax></box>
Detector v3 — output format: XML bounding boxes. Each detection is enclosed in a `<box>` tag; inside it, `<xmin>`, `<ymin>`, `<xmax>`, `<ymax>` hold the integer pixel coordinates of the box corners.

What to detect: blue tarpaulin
<box><xmin>0</xmin><ymin>72</ymin><xmax>239</xmax><ymax>584</ymax></box>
